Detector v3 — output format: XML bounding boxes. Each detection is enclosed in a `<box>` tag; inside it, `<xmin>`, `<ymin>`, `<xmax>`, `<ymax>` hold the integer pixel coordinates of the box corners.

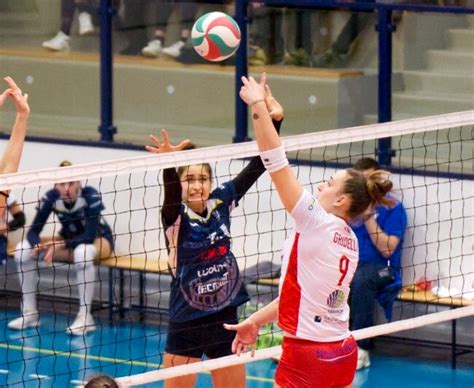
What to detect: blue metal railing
<box><xmin>98</xmin><ymin>0</ymin><xmax>474</xmax><ymax>165</ymax></box>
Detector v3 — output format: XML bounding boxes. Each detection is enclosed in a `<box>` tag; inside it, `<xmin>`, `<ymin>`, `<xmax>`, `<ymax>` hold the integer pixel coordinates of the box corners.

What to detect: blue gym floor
<box><xmin>1</xmin><ymin>309</ymin><xmax>473</xmax><ymax>387</ymax></box>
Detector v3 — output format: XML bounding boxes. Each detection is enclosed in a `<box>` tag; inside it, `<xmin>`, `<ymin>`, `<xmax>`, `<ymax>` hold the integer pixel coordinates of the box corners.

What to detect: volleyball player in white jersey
<box><xmin>0</xmin><ymin>76</ymin><xmax>29</xmax><ymax>215</ymax></box>
<box><xmin>225</xmin><ymin>73</ymin><xmax>393</xmax><ymax>388</ymax></box>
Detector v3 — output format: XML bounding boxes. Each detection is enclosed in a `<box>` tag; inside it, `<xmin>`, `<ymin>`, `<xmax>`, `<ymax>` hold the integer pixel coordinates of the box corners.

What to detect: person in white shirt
<box><xmin>225</xmin><ymin>73</ymin><xmax>394</xmax><ymax>388</ymax></box>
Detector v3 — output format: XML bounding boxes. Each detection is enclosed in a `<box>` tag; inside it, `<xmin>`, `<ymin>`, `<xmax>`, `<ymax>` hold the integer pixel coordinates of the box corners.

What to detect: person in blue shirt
<box><xmin>8</xmin><ymin>161</ymin><xmax>114</xmax><ymax>336</ymax></box>
<box><xmin>349</xmin><ymin>157</ymin><xmax>407</xmax><ymax>370</ymax></box>
<box><xmin>145</xmin><ymin>87</ymin><xmax>283</xmax><ymax>388</ymax></box>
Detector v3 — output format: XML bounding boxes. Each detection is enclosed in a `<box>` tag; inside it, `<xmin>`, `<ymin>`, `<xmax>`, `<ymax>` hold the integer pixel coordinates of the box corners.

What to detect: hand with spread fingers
<box><xmin>145</xmin><ymin>129</ymin><xmax>191</xmax><ymax>154</ymax></box>
<box><xmin>264</xmin><ymin>83</ymin><xmax>283</xmax><ymax>121</ymax></box>
<box><xmin>239</xmin><ymin>72</ymin><xmax>267</xmax><ymax>107</ymax></box>
<box><xmin>1</xmin><ymin>76</ymin><xmax>30</xmax><ymax>116</ymax></box>
<box><xmin>224</xmin><ymin>318</ymin><xmax>260</xmax><ymax>357</ymax></box>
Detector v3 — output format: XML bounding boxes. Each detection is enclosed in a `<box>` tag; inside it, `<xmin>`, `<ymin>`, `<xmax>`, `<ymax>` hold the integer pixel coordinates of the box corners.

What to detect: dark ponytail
<box><xmin>344</xmin><ymin>168</ymin><xmax>394</xmax><ymax>219</ymax></box>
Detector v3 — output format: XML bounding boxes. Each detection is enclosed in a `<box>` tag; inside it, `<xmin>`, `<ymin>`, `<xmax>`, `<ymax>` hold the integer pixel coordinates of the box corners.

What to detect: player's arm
<box><xmin>27</xmin><ymin>193</ymin><xmax>54</xmax><ymax>248</ymax></box>
<box><xmin>364</xmin><ymin>203</ymin><xmax>406</xmax><ymax>258</ymax></box>
<box><xmin>146</xmin><ymin>129</ymin><xmax>190</xmax><ymax>229</ymax></box>
<box><xmin>161</xmin><ymin>168</ymin><xmax>182</xmax><ymax>229</ymax></box>
<box><xmin>224</xmin><ymin>297</ymin><xmax>279</xmax><ymax>356</ymax></box>
<box><xmin>240</xmin><ymin>73</ymin><xmax>303</xmax><ymax>213</ymax></box>
<box><xmin>7</xmin><ymin>202</ymin><xmax>26</xmax><ymax>232</ymax></box>
<box><xmin>0</xmin><ymin>76</ymin><xmax>30</xmax><ymax>176</ymax></box>
<box><xmin>232</xmin><ymin>119</ymin><xmax>283</xmax><ymax>199</ymax></box>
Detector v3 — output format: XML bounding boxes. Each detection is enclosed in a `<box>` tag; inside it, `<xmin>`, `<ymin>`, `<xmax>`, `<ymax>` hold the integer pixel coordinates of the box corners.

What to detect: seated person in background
<box><xmin>42</xmin><ymin>0</ymin><xmax>96</xmax><ymax>52</ymax></box>
<box><xmin>141</xmin><ymin>0</ymin><xmax>198</xmax><ymax>58</ymax></box>
<box><xmin>0</xmin><ymin>193</ymin><xmax>26</xmax><ymax>265</ymax></box>
<box><xmin>349</xmin><ymin>157</ymin><xmax>407</xmax><ymax>370</ymax></box>
<box><xmin>8</xmin><ymin>160</ymin><xmax>114</xmax><ymax>335</ymax></box>
<box><xmin>313</xmin><ymin>0</ymin><xmax>375</xmax><ymax>68</ymax></box>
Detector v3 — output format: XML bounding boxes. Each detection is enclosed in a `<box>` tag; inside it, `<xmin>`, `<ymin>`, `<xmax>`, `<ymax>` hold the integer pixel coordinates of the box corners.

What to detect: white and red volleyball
<box><xmin>191</xmin><ymin>12</ymin><xmax>241</xmax><ymax>62</ymax></box>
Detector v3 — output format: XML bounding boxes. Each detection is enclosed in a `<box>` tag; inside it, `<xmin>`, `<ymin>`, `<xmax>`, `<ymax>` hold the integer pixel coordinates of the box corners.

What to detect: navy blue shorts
<box><xmin>165</xmin><ymin>306</ymin><xmax>238</xmax><ymax>359</ymax></box>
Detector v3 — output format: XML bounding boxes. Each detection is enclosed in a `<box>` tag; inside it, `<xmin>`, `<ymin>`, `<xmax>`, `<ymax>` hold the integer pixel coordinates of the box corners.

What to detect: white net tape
<box><xmin>0</xmin><ymin>110</ymin><xmax>472</xmax><ymax>191</ymax></box>
<box><xmin>114</xmin><ymin>306</ymin><xmax>474</xmax><ymax>386</ymax></box>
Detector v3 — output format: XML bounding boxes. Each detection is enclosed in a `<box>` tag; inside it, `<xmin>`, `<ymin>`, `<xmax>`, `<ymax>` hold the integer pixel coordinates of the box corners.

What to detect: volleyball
<box><xmin>191</xmin><ymin>12</ymin><xmax>241</xmax><ymax>62</ymax></box>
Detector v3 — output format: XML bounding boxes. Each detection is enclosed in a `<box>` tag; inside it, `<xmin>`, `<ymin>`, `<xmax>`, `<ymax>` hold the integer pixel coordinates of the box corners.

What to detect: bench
<box><xmin>394</xmin><ymin>288</ymin><xmax>473</xmax><ymax>369</ymax></box>
<box><xmin>99</xmin><ymin>256</ymin><xmax>170</xmax><ymax>322</ymax></box>
<box><xmin>253</xmin><ymin>277</ymin><xmax>473</xmax><ymax>369</ymax></box>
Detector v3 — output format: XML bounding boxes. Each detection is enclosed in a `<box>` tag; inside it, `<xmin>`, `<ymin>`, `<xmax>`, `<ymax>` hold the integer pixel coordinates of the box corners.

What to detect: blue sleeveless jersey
<box><xmin>166</xmin><ymin>181</ymin><xmax>249</xmax><ymax>322</ymax></box>
<box><xmin>27</xmin><ymin>186</ymin><xmax>114</xmax><ymax>250</ymax></box>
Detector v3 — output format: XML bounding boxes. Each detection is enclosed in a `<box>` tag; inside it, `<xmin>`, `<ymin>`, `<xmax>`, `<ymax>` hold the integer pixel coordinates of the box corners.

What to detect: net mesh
<box><xmin>0</xmin><ymin>111</ymin><xmax>472</xmax><ymax>386</ymax></box>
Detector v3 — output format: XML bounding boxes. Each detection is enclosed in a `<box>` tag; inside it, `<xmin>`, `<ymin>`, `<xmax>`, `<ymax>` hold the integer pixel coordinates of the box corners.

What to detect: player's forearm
<box><xmin>364</xmin><ymin>216</ymin><xmax>400</xmax><ymax>258</ymax></box>
<box><xmin>251</xmin><ymin>102</ymin><xmax>282</xmax><ymax>152</ymax></box>
<box><xmin>248</xmin><ymin>298</ymin><xmax>279</xmax><ymax>327</ymax></box>
<box><xmin>2</xmin><ymin>112</ymin><xmax>28</xmax><ymax>174</ymax></box>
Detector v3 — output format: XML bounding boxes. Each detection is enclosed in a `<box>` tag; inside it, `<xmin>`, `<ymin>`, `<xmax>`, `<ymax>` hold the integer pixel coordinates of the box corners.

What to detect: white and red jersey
<box><xmin>278</xmin><ymin>190</ymin><xmax>359</xmax><ymax>342</ymax></box>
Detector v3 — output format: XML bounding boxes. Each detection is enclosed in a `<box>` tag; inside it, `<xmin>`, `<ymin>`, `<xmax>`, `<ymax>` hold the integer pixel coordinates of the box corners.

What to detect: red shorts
<box><xmin>275</xmin><ymin>335</ymin><xmax>357</xmax><ymax>388</ymax></box>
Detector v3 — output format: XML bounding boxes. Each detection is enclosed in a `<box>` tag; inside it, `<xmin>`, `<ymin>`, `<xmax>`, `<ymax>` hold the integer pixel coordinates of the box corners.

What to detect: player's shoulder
<box><xmin>82</xmin><ymin>186</ymin><xmax>100</xmax><ymax>198</ymax></box>
<box><xmin>43</xmin><ymin>188</ymin><xmax>59</xmax><ymax>202</ymax></box>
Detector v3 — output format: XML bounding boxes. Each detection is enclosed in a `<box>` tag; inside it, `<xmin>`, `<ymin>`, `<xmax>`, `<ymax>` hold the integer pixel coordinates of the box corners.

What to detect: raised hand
<box><xmin>264</xmin><ymin>84</ymin><xmax>283</xmax><ymax>121</ymax></box>
<box><xmin>224</xmin><ymin>317</ymin><xmax>260</xmax><ymax>357</ymax></box>
<box><xmin>239</xmin><ymin>72</ymin><xmax>267</xmax><ymax>107</ymax></box>
<box><xmin>145</xmin><ymin>128</ymin><xmax>191</xmax><ymax>154</ymax></box>
<box><xmin>2</xmin><ymin>77</ymin><xmax>30</xmax><ymax>116</ymax></box>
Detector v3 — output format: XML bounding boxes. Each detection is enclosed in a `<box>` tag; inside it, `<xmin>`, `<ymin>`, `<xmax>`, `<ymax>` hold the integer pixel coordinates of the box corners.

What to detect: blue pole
<box><xmin>234</xmin><ymin>0</ymin><xmax>251</xmax><ymax>143</ymax></box>
<box><xmin>376</xmin><ymin>6</ymin><xmax>394</xmax><ymax>167</ymax></box>
<box><xmin>98</xmin><ymin>0</ymin><xmax>117</xmax><ymax>142</ymax></box>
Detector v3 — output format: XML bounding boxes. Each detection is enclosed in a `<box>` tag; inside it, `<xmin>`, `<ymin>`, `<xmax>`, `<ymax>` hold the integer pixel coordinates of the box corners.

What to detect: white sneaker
<box><xmin>42</xmin><ymin>31</ymin><xmax>70</xmax><ymax>52</ymax></box>
<box><xmin>357</xmin><ymin>347</ymin><xmax>371</xmax><ymax>370</ymax></box>
<box><xmin>162</xmin><ymin>40</ymin><xmax>185</xmax><ymax>58</ymax></box>
<box><xmin>141</xmin><ymin>39</ymin><xmax>163</xmax><ymax>57</ymax></box>
<box><xmin>78</xmin><ymin>12</ymin><xmax>94</xmax><ymax>36</ymax></box>
<box><xmin>8</xmin><ymin>312</ymin><xmax>40</xmax><ymax>330</ymax></box>
<box><xmin>67</xmin><ymin>312</ymin><xmax>96</xmax><ymax>336</ymax></box>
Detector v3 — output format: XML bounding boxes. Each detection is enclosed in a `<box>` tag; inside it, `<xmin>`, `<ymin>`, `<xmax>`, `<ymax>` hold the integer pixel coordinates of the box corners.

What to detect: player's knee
<box><xmin>73</xmin><ymin>244</ymin><xmax>97</xmax><ymax>267</ymax></box>
<box><xmin>14</xmin><ymin>240</ymin><xmax>33</xmax><ymax>262</ymax></box>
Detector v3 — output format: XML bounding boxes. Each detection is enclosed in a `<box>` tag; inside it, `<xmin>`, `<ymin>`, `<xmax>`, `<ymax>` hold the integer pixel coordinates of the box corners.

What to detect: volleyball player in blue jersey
<box><xmin>146</xmin><ymin>88</ymin><xmax>283</xmax><ymax>388</ymax></box>
<box><xmin>8</xmin><ymin>161</ymin><xmax>114</xmax><ymax>335</ymax></box>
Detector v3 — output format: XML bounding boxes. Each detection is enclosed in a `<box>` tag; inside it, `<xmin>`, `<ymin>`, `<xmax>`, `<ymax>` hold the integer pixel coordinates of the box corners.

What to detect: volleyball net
<box><xmin>0</xmin><ymin>110</ymin><xmax>472</xmax><ymax>386</ymax></box>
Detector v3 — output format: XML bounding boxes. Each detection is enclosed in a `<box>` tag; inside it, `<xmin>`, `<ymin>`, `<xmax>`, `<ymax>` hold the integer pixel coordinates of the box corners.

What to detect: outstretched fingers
<box><xmin>0</xmin><ymin>89</ymin><xmax>12</xmax><ymax>108</ymax></box>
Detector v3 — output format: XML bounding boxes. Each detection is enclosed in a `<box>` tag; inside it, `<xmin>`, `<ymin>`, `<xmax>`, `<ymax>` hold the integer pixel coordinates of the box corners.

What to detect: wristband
<box><xmin>260</xmin><ymin>146</ymin><xmax>289</xmax><ymax>173</ymax></box>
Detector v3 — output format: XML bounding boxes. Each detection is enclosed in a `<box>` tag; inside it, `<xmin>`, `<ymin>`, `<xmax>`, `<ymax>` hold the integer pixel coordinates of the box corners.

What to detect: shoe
<box><xmin>283</xmin><ymin>48</ymin><xmax>311</xmax><ymax>67</ymax></box>
<box><xmin>357</xmin><ymin>347</ymin><xmax>371</xmax><ymax>370</ymax></box>
<box><xmin>162</xmin><ymin>41</ymin><xmax>186</xmax><ymax>58</ymax></box>
<box><xmin>313</xmin><ymin>50</ymin><xmax>347</xmax><ymax>68</ymax></box>
<box><xmin>248</xmin><ymin>45</ymin><xmax>267</xmax><ymax>66</ymax></box>
<box><xmin>141</xmin><ymin>39</ymin><xmax>163</xmax><ymax>57</ymax></box>
<box><xmin>67</xmin><ymin>312</ymin><xmax>96</xmax><ymax>336</ymax></box>
<box><xmin>78</xmin><ymin>12</ymin><xmax>94</xmax><ymax>36</ymax></box>
<box><xmin>42</xmin><ymin>31</ymin><xmax>70</xmax><ymax>52</ymax></box>
<box><xmin>8</xmin><ymin>312</ymin><xmax>40</xmax><ymax>330</ymax></box>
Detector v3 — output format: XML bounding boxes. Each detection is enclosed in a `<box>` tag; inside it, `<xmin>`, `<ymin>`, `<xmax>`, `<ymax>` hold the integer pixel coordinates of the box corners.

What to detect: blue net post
<box><xmin>376</xmin><ymin>6</ymin><xmax>395</xmax><ymax>167</ymax></box>
<box><xmin>234</xmin><ymin>0</ymin><xmax>251</xmax><ymax>143</ymax></box>
<box><xmin>98</xmin><ymin>0</ymin><xmax>117</xmax><ymax>142</ymax></box>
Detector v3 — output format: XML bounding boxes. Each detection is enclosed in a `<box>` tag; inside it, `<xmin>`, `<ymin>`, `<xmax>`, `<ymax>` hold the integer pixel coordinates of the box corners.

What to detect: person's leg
<box><xmin>142</xmin><ymin>0</ymin><xmax>174</xmax><ymax>57</ymax></box>
<box><xmin>163</xmin><ymin>353</ymin><xmax>200</xmax><ymax>388</ymax></box>
<box><xmin>349</xmin><ymin>262</ymin><xmax>378</xmax><ymax>350</ymax></box>
<box><xmin>8</xmin><ymin>240</ymin><xmax>40</xmax><ymax>329</ymax></box>
<box><xmin>331</xmin><ymin>11</ymin><xmax>373</xmax><ymax>55</ymax></box>
<box><xmin>61</xmin><ymin>0</ymin><xmax>77</xmax><ymax>35</ymax></box>
<box><xmin>162</xmin><ymin>1</ymin><xmax>197</xmax><ymax>58</ymax></box>
<box><xmin>211</xmin><ymin>365</ymin><xmax>246</xmax><ymax>388</ymax></box>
